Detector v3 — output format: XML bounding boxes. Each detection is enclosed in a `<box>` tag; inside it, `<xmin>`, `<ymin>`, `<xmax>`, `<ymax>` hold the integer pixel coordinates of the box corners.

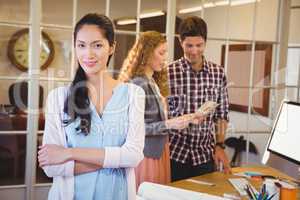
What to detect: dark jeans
<box><xmin>171</xmin><ymin>157</ymin><xmax>215</xmax><ymax>182</ymax></box>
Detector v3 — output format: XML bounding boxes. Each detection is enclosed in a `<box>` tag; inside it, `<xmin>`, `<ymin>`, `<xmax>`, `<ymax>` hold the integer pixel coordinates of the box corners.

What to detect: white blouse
<box><xmin>42</xmin><ymin>83</ymin><xmax>145</xmax><ymax>200</ymax></box>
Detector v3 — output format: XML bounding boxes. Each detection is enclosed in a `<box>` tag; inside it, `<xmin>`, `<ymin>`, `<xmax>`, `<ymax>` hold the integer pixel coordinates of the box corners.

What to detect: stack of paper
<box><xmin>137</xmin><ymin>182</ymin><xmax>229</xmax><ymax>200</ymax></box>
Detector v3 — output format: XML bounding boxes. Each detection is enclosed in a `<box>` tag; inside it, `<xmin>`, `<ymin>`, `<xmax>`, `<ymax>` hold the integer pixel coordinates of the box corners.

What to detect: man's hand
<box><xmin>213</xmin><ymin>146</ymin><xmax>231</xmax><ymax>174</ymax></box>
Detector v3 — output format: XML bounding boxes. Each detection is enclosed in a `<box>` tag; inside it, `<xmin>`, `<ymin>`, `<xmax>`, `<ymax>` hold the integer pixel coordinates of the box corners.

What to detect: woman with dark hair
<box><xmin>38</xmin><ymin>13</ymin><xmax>145</xmax><ymax>200</ymax></box>
<box><xmin>119</xmin><ymin>31</ymin><xmax>205</xmax><ymax>188</ymax></box>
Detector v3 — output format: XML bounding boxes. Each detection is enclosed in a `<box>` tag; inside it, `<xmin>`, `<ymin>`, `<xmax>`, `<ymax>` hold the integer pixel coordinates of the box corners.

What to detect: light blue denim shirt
<box><xmin>64</xmin><ymin>84</ymin><xmax>130</xmax><ymax>200</ymax></box>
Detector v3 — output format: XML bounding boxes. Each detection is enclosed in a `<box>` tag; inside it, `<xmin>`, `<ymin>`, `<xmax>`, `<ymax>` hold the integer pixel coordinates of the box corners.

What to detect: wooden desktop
<box><xmin>169</xmin><ymin>166</ymin><xmax>299</xmax><ymax>200</ymax></box>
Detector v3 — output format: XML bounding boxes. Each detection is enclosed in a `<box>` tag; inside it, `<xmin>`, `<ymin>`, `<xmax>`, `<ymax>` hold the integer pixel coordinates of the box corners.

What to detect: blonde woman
<box><xmin>119</xmin><ymin>31</ymin><xmax>204</xmax><ymax>188</ymax></box>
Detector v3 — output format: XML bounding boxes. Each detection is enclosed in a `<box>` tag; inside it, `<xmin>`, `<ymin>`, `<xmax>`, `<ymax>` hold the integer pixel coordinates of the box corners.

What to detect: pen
<box><xmin>246</xmin><ymin>184</ymin><xmax>257</xmax><ymax>200</ymax></box>
<box><xmin>262</xmin><ymin>193</ymin><xmax>268</xmax><ymax>200</ymax></box>
<box><xmin>186</xmin><ymin>179</ymin><xmax>216</xmax><ymax>186</ymax></box>
<box><xmin>258</xmin><ymin>193</ymin><xmax>262</xmax><ymax>200</ymax></box>
<box><xmin>223</xmin><ymin>193</ymin><xmax>241</xmax><ymax>200</ymax></box>
<box><xmin>245</xmin><ymin>185</ymin><xmax>255</xmax><ymax>200</ymax></box>
<box><xmin>266</xmin><ymin>193</ymin><xmax>276</xmax><ymax>200</ymax></box>
<box><xmin>248</xmin><ymin>184</ymin><xmax>258</xmax><ymax>200</ymax></box>
<box><xmin>262</xmin><ymin>183</ymin><xmax>266</xmax><ymax>194</ymax></box>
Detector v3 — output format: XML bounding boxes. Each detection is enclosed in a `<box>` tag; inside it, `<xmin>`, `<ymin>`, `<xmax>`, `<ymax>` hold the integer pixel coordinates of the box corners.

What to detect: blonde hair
<box><xmin>118</xmin><ymin>31</ymin><xmax>169</xmax><ymax>96</ymax></box>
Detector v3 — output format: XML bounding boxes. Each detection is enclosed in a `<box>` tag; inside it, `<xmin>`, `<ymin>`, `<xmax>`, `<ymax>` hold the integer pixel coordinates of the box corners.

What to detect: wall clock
<box><xmin>7</xmin><ymin>28</ymin><xmax>55</xmax><ymax>71</ymax></box>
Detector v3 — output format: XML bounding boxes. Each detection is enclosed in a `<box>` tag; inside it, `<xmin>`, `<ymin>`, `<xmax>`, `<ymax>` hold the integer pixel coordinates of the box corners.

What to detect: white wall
<box><xmin>289</xmin><ymin>8</ymin><xmax>300</xmax><ymax>44</ymax></box>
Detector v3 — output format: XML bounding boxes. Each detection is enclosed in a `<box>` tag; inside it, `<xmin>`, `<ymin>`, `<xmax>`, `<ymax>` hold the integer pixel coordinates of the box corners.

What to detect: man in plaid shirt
<box><xmin>167</xmin><ymin>16</ymin><xmax>231</xmax><ymax>181</ymax></box>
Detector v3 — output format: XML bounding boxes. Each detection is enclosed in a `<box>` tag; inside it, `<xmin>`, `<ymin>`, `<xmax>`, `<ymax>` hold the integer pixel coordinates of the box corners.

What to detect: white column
<box><xmin>26</xmin><ymin>0</ymin><xmax>41</xmax><ymax>199</ymax></box>
<box><xmin>274</xmin><ymin>0</ymin><xmax>291</xmax><ymax>112</ymax></box>
<box><xmin>136</xmin><ymin>0</ymin><xmax>141</xmax><ymax>39</ymax></box>
<box><xmin>245</xmin><ymin>0</ymin><xmax>258</xmax><ymax>163</ymax></box>
<box><xmin>106</xmin><ymin>0</ymin><xmax>110</xmax><ymax>17</ymax></box>
<box><xmin>166</xmin><ymin>0</ymin><xmax>176</xmax><ymax>63</ymax></box>
<box><xmin>70</xmin><ymin>0</ymin><xmax>78</xmax><ymax>79</ymax></box>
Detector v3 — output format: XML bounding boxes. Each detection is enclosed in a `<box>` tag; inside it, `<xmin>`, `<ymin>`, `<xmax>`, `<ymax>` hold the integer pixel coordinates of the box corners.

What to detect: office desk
<box><xmin>169</xmin><ymin>166</ymin><xmax>299</xmax><ymax>199</ymax></box>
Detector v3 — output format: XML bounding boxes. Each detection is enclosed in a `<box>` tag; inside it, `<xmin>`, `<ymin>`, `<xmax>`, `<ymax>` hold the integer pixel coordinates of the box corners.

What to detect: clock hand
<box><xmin>41</xmin><ymin>40</ymin><xmax>50</xmax><ymax>54</ymax></box>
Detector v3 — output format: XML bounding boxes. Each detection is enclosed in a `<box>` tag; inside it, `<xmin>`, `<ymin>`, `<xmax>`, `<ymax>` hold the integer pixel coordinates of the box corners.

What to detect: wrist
<box><xmin>64</xmin><ymin>148</ymin><xmax>73</xmax><ymax>161</ymax></box>
<box><xmin>165</xmin><ymin>119</ymin><xmax>175</xmax><ymax>129</ymax></box>
<box><xmin>215</xmin><ymin>142</ymin><xmax>226</xmax><ymax>150</ymax></box>
<box><xmin>165</xmin><ymin>120</ymin><xmax>171</xmax><ymax>129</ymax></box>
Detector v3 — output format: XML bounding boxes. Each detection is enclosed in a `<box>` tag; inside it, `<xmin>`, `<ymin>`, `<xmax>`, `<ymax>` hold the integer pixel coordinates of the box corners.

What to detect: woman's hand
<box><xmin>166</xmin><ymin>113</ymin><xmax>205</xmax><ymax>130</ymax></box>
<box><xmin>190</xmin><ymin>112</ymin><xmax>206</xmax><ymax>125</ymax></box>
<box><xmin>38</xmin><ymin>144</ymin><xmax>71</xmax><ymax>167</ymax></box>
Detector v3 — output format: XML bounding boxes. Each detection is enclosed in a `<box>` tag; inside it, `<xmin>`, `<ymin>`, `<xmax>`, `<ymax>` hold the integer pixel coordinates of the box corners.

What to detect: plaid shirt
<box><xmin>167</xmin><ymin>57</ymin><xmax>229</xmax><ymax>166</ymax></box>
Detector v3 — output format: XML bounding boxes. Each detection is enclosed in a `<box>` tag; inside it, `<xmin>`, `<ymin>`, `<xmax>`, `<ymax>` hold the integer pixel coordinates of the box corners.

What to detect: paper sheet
<box><xmin>137</xmin><ymin>182</ymin><xmax>229</xmax><ymax>200</ymax></box>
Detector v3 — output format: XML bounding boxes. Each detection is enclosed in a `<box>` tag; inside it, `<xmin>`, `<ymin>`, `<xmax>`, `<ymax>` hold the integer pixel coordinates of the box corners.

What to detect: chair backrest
<box><xmin>8</xmin><ymin>81</ymin><xmax>44</xmax><ymax>111</ymax></box>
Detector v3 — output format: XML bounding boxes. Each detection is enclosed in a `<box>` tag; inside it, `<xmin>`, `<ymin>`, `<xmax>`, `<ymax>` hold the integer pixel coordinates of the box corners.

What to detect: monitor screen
<box><xmin>267</xmin><ymin>101</ymin><xmax>300</xmax><ymax>165</ymax></box>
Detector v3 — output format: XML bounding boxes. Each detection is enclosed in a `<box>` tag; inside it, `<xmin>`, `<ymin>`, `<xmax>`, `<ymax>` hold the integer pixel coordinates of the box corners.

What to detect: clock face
<box><xmin>7</xmin><ymin>29</ymin><xmax>55</xmax><ymax>71</ymax></box>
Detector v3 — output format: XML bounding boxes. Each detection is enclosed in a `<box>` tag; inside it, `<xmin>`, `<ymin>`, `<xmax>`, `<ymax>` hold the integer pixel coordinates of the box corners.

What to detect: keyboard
<box><xmin>228</xmin><ymin>178</ymin><xmax>258</xmax><ymax>196</ymax></box>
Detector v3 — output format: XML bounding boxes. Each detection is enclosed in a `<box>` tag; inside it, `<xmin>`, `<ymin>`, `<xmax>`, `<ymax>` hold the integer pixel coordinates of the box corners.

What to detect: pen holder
<box><xmin>264</xmin><ymin>179</ymin><xmax>280</xmax><ymax>200</ymax></box>
<box><xmin>280</xmin><ymin>182</ymin><xmax>297</xmax><ymax>200</ymax></box>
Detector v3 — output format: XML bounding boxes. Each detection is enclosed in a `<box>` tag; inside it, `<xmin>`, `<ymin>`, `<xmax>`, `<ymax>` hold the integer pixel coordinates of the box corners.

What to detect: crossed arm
<box><xmin>39</xmin><ymin>86</ymin><xmax>145</xmax><ymax>177</ymax></box>
<box><xmin>38</xmin><ymin>145</ymin><xmax>105</xmax><ymax>175</ymax></box>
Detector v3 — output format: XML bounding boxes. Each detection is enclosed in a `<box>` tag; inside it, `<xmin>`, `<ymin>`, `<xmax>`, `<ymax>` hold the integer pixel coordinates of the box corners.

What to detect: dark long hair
<box><xmin>63</xmin><ymin>13</ymin><xmax>115</xmax><ymax>135</ymax></box>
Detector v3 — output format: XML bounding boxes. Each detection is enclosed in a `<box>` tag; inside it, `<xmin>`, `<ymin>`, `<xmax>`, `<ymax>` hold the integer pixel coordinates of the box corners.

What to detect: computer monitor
<box><xmin>262</xmin><ymin>100</ymin><xmax>300</xmax><ymax>178</ymax></box>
